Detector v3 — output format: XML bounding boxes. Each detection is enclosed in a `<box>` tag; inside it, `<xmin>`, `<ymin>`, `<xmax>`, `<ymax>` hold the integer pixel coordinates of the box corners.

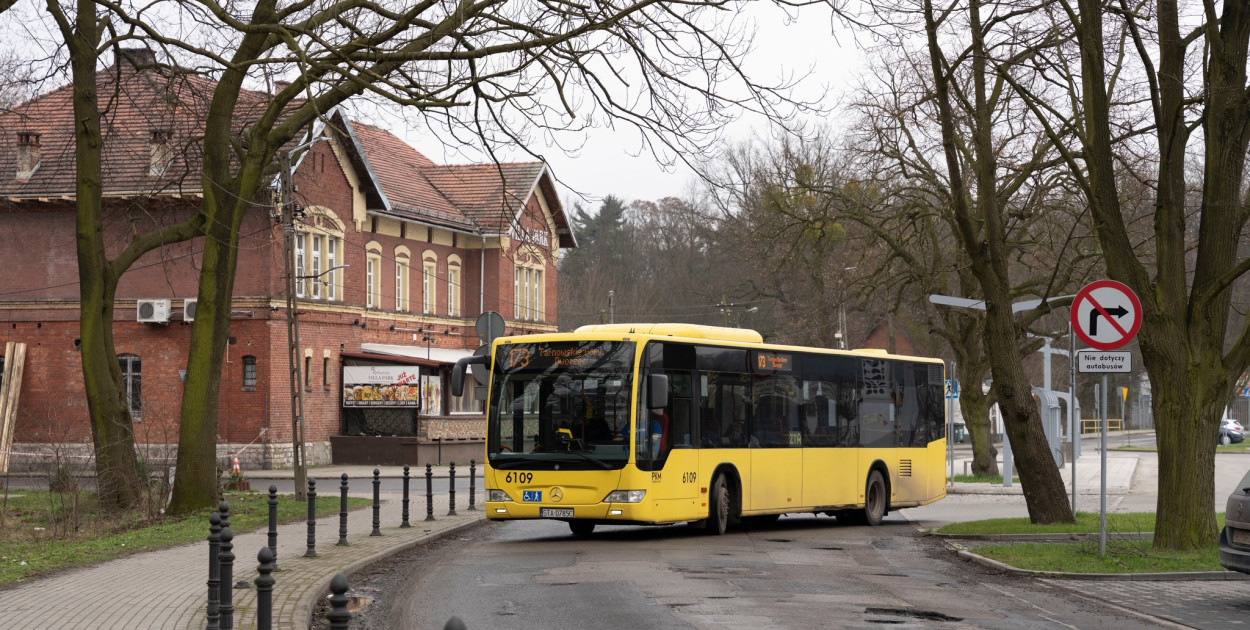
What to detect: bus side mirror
<box><xmin>452</xmin><ymin>355</ymin><xmax>488</xmax><ymax>397</ymax></box>
<box><xmin>648</xmin><ymin>373</ymin><xmax>669</xmax><ymax>409</ymax></box>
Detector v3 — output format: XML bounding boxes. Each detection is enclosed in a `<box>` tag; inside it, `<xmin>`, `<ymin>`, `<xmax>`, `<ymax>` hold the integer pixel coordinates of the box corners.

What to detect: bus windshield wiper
<box><xmin>557</xmin><ymin>450</ymin><xmax>611</xmax><ymax>470</ymax></box>
<box><xmin>489</xmin><ymin>458</ymin><xmax>533</xmax><ymax>469</ymax></box>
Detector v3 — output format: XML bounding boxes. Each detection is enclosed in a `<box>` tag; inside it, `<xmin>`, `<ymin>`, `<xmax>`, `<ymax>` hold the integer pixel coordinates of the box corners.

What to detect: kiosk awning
<box><xmin>358</xmin><ymin>343</ymin><xmax>476</xmax><ymax>366</ymax></box>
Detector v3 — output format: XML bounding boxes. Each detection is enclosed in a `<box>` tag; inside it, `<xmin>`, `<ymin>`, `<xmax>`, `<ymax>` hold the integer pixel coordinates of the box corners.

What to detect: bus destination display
<box><xmin>753</xmin><ymin>351</ymin><xmax>793</xmax><ymax>374</ymax></box>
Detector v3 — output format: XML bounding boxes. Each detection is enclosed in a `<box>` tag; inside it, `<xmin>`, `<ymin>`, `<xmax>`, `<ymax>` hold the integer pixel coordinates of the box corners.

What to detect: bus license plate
<box><xmin>540</xmin><ymin>508</ymin><xmax>574</xmax><ymax>518</ymax></box>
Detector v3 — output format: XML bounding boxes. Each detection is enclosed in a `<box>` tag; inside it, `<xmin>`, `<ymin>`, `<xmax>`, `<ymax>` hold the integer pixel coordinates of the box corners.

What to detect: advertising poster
<box><xmin>420</xmin><ymin>374</ymin><xmax>442</xmax><ymax>416</ymax></box>
<box><xmin>342</xmin><ymin>365</ymin><xmax>421</xmax><ymax>408</ymax></box>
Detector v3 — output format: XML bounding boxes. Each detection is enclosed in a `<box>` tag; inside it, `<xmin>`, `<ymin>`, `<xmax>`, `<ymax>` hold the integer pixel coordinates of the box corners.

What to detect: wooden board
<box><xmin>0</xmin><ymin>342</ymin><xmax>27</xmax><ymax>474</ymax></box>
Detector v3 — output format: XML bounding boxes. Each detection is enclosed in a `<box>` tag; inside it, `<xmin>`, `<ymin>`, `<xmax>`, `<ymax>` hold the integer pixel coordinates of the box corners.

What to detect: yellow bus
<box><xmin>451</xmin><ymin>323</ymin><xmax>947</xmax><ymax>536</ymax></box>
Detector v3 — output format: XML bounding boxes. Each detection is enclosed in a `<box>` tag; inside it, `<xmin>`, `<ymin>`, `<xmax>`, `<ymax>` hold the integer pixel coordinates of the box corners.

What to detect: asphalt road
<box><xmin>346</xmin><ymin>515</ymin><xmax>1172</xmax><ymax>629</ymax></box>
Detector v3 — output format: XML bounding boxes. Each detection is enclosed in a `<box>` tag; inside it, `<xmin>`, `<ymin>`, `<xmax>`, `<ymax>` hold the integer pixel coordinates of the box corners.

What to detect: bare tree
<box><xmin>1008</xmin><ymin>0</ymin><xmax>1250</xmax><ymax>549</ymax></box>
<box><xmin>23</xmin><ymin>0</ymin><xmax>829</xmax><ymax>511</ymax></box>
<box><xmin>842</xmin><ymin>34</ymin><xmax>1099</xmax><ymax>483</ymax></box>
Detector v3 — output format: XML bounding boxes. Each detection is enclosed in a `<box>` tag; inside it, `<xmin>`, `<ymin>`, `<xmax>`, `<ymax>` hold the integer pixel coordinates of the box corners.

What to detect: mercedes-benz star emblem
<box><xmin>550</xmin><ymin>487</ymin><xmax>564</xmax><ymax>503</ymax></box>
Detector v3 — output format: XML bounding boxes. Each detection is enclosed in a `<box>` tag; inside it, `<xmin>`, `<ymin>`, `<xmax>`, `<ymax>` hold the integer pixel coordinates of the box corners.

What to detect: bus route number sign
<box><xmin>754</xmin><ymin>351</ymin><xmax>793</xmax><ymax>374</ymax></box>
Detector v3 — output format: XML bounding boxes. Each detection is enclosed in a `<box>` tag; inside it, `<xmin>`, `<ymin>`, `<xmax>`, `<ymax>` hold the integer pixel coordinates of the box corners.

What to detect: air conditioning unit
<box><xmin>183</xmin><ymin>298</ymin><xmax>198</xmax><ymax>322</ymax></box>
<box><xmin>136</xmin><ymin>299</ymin><xmax>171</xmax><ymax>324</ymax></box>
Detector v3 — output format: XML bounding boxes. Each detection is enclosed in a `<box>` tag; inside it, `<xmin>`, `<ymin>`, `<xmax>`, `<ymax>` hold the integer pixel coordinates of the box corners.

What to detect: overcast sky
<box><xmin>401</xmin><ymin>3</ymin><xmax>863</xmax><ymax>213</ymax></box>
<box><xmin>3</xmin><ymin>2</ymin><xmax>862</xmax><ymax>213</ymax></box>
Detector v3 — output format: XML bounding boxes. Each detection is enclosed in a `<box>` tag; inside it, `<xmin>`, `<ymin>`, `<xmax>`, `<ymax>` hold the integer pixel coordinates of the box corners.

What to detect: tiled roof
<box><xmin>0</xmin><ymin>57</ymin><xmax>271</xmax><ymax>198</ymax></box>
<box><xmin>420</xmin><ymin>162</ymin><xmax>546</xmax><ymax>234</ymax></box>
<box><xmin>345</xmin><ymin>122</ymin><xmax>479</xmax><ymax>231</ymax></box>
<box><xmin>343</xmin><ymin>117</ymin><xmax>569</xmax><ymax>242</ymax></box>
<box><xmin>1</xmin><ymin>52</ymin><xmax>573</xmax><ymax>247</ymax></box>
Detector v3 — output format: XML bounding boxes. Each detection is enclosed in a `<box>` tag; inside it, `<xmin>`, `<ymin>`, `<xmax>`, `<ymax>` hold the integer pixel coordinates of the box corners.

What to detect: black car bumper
<box><xmin>1219</xmin><ymin>527</ymin><xmax>1250</xmax><ymax>574</ymax></box>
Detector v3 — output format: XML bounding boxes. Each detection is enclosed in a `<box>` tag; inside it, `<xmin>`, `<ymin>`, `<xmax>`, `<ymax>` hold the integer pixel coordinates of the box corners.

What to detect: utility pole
<box><xmin>608</xmin><ymin>290</ymin><xmax>615</xmax><ymax>324</ymax></box>
<box><xmin>280</xmin><ymin>151</ymin><xmax>309</xmax><ymax>501</ymax></box>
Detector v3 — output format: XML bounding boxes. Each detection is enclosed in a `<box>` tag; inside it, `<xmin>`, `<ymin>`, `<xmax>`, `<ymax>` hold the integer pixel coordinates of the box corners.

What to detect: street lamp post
<box><xmin>927</xmin><ymin>293</ymin><xmax>1074</xmax><ymax>491</ymax></box>
<box><xmin>837</xmin><ymin>267</ymin><xmax>855</xmax><ymax>349</ymax></box>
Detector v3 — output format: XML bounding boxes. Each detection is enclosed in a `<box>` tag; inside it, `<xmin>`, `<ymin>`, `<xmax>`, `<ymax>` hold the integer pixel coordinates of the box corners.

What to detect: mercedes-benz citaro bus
<box><xmin>450</xmin><ymin>323</ymin><xmax>947</xmax><ymax>536</ymax></box>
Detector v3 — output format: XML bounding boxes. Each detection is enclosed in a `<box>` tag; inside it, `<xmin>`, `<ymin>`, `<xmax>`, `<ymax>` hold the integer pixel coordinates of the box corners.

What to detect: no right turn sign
<box><xmin>1071</xmin><ymin>280</ymin><xmax>1142</xmax><ymax>350</ymax></box>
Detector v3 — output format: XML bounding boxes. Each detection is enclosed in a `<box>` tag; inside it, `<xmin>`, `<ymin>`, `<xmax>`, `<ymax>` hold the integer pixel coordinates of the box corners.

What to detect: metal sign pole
<box><xmin>947</xmin><ymin>362</ymin><xmax>956</xmax><ymax>486</ymax></box>
<box><xmin>1100</xmin><ymin>374</ymin><xmax>1108</xmax><ymax>556</ymax></box>
<box><xmin>1070</xmin><ymin>322</ymin><xmax>1077</xmax><ymax>512</ymax></box>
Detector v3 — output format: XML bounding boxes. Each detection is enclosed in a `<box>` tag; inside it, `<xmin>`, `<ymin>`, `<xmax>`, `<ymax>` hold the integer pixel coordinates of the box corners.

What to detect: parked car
<box><xmin>1223</xmin><ymin>417</ymin><xmax>1244</xmax><ymax>434</ymax></box>
<box><xmin>1219</xmin><ymin>425</ymin><xmax>1245</xmax><ymax>446</ymax></box>
<box><xmin>1220</xmin><ymin>467</ymin><xmax>1250</xmax><ymax>573</ymax></box>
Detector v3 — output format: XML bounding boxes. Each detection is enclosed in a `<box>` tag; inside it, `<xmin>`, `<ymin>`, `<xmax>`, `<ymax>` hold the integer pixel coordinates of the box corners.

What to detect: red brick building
<box><xmin>0</xmin><ymin>50</ymin><xmax>573</xmax><ymax>469</ymax></box>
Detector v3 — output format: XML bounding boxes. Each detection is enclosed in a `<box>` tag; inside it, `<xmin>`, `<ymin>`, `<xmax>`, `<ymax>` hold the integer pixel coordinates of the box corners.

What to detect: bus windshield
<box><xmin>488</xmin><ymin>340</ymin><xmax>636</xmax><ymax>470</ymax></box>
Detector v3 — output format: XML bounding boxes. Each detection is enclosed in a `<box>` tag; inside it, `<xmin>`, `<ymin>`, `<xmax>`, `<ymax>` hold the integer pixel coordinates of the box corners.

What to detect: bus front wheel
<box><xmin>569</xmin><ymin>520</ymin><xmax>595</xmax><ymax>537</ymax></box>
<box><xmin>705</xmin><ymin>475</ymin><xmax>730</xmax><ymax>535</ymax></box>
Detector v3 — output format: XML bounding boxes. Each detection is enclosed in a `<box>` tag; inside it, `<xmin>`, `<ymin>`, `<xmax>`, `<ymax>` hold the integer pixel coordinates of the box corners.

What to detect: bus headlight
<box><xmin>604</xmin><ymin>490</ymin><xmax>646</xmax><ymax>503</ymax></box>
<box><xmin>488</xmin><ymin>489</ymin><xmax>512</xmax><ymax>502</ymax></box>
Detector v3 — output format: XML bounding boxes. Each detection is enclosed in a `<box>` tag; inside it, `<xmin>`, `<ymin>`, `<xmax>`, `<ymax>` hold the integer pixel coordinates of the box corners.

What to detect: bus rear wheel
<box><xmin>569</xmin><ymin>521</ymin><xmax>595</xmax><ymax>537</ymax></box>
<box><xmin>861</xmin><ymin>470</ymin><xmax>887</xmax><ymax>526</ymax></box>
<box><xmin>705</xmin><ymin>475</ymin><xmax>730</xmax><ymax>535</ymax></box>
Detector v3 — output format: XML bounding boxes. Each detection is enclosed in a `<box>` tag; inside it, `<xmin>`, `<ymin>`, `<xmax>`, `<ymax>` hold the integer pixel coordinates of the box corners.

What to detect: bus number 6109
<box><xmin>505</xmin><ymin>472</ymin><xmax>533</xmax><ymax>484</ymax></box>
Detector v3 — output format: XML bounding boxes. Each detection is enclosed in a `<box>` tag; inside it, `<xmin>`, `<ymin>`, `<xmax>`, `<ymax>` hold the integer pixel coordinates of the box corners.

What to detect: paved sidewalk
<box><xmin>906</xmin><ymin>450</ymin><xmax>1140</xmax><ymax>530</ymax></box>
<box><xmin>0</xmin><ymin>465</ymin><xmax>486</xmax><ymax>630</ymax></box>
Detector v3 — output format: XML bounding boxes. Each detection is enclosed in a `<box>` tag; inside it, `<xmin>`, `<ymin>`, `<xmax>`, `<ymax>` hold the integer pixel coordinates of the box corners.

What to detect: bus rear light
<box><xmin>488</xmin><ymin>489</ymin><xmax>513</xmax><ymax>502</ymax></box>
<box><xmin>604</xmin><ymin>490</ymin><xmax>646</xmax><ymax>503</ymax></box>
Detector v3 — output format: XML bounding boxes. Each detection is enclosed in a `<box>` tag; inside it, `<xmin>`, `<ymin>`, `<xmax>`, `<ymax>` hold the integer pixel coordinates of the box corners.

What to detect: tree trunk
<box><xmin>924</xmin><ymin>0</ymin><xmax>1072</xmax><ymax>522</ymax></box>
<box><xmin>961</xmin><ymin>388</ymin><xmax>998</xmax><ymax>477</ymax></box>
<box><xmin>1144</xmin><ymin>343</ymin><xmax>1224</xmax><ymax>548</ymax></box>
<box><xmin>167</xmin><ymin>50</ymin><xmax>271</xmax><ymax>513</ymax></box>
<box><xmin>67</xmin><ymin>0</ymin><xmax>143</xmax><ymax>510</ymax></box>
<box><xmin>1071</xmin><ymin>0</ymin><xmax>1250</xmax><ymax>548</ymax></box>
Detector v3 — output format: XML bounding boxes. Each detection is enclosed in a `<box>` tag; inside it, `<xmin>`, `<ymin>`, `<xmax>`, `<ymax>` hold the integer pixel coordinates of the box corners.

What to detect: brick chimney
<box><xmin>119</xmin><ymin>47</ymin><xmax>157</xmax><ymax>72</ymax></box>
<box><xmin>15</xmin><ymin>132</ymin><xmax>40</xmax><ymax>180</ymax></box>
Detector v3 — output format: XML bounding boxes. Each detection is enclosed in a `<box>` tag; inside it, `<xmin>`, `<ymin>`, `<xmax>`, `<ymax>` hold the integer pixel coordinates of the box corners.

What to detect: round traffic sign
<box><xmin>1071</xmin><ymin>280</ymin><xmax>1142</xmax><ymax>350</ymax></box>
<box><xmin>476</xmin><ymin>311</ymin><xmax>505</xmax><ymax>344</ymax></box>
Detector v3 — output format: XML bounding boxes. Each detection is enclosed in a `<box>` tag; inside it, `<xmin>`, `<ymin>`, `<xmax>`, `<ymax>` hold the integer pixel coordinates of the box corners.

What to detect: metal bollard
<box><xmin>326</xmin><ymin>572</ymin><xmax>353</xmax><ymax>630</ymax></box>
<box><xmin>267</xmin><ymin>485</ymin><xmax>280</xmax><ymax>571</ymax></box>
<box><xmin>371</xmin><ymin>468</ymin><xmax>382</xmax><ymax>536</ymax></box>
<box><xmin>218</xmin><ymin>527</ymin><xmax>235</xmax><ymax>630</ymax></box>
<box><xmin>305</xmin><ymin>478</ymin><xmax>318</xmax><ymax>557</ymax></box>
<box><xmin>401</xmin><ymin>465</ymin><xmax>411</xmax><ymax>528</ymax></box>
<box><xmin>425</xmin><ymin>463</ymin><xmax>435</xmax><ymax>521</ymax></box>
<box><xmin>468</xmin><ymin>459</ymin><xmax>477</xmax><ymax>511</ymax></box>
<box><xmin>206</xmin><ymin>513</ymin><xmax>221</xmax><ymax>630</ymax></box>
<box><xmin>444</xmin><ymin>616</ymin><xmax>468</xmax><ymax>630</ymax></box>
<box><xmin>338</xmin><ymin>474</ymin><xmax>350</xmax><ymax>546</ymax></box>
<box><xmin>448</xmin><ymin>461</ymin><xmax>457</xmax><ymax>516</ymax></box>
<box><xmin>254</xmin><ymin>547</ymin><xmax>276</xmax><ymax>630</ymax></box>
<box><xmin>217</xmin><ymin>501</ymin><xmax>233</xmax><ymax>626</ymax></box>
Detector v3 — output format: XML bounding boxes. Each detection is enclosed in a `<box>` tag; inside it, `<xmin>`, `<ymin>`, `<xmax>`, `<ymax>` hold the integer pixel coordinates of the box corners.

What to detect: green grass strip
<box><xmin>0</xmin><ymin>489</ymin><xmax>369</xmax><ymax>587</ymax></box>
<box><xmin>974</xmin><ymin>541</ymin><xmax>1224</xmax><ymax>574</ymax></box>
<box><xmin>935</xmin><ymin>511</ymin><xmax>1185</xmax><ymax>536</ymax></box>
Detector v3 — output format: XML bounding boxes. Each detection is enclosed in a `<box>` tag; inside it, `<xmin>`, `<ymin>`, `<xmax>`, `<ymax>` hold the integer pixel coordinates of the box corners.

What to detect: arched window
<box><xmin>242</xmin><ymin>355</ymin><xmax>258</xmax><ymax>388</ymax></box>
<box><xmin>118</xmin><ymin>354</ymin><xmax>142</xmax><ymax>416</ymax></box>
<box><xmin>447</xmin><ymin>255</ymin><xmax>462</xmax><ymax>317</ymax></box>
<box><xmin>422</xmin><ymin>251</ymin><xmax>438</xmax><ymax>314</ymax></box>
<box><xmin>365</xmin><ymin>241</ymin><xmax>383</xmax><ymax>309</ymax></box>
<box><xmin>292</xmin><ymin>207</ymin><xmax>346</xmax><ymax>301</ymax></box>
<box><xmin>395</xmin><ymin>246</ymin><xmax>411</xmax><ymax>312</ymax></box>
